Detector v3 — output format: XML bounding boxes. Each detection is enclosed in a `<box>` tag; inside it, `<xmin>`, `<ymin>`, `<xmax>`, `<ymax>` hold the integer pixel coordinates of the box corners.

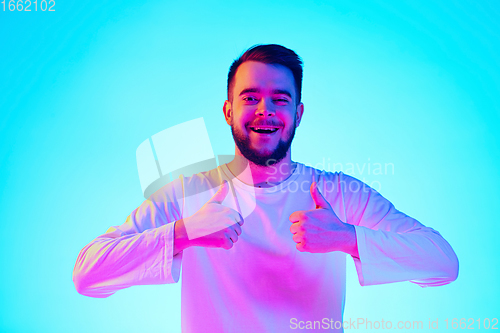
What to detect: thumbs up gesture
<box><xmin>174</xmin><ymin>181</ymin><xmax>244</xmax><ymax>254</ymax></box>
<box><xmin>289</xmin><ymin>182</ymin><xmax>358</xmax><ymax>256</ymax></box>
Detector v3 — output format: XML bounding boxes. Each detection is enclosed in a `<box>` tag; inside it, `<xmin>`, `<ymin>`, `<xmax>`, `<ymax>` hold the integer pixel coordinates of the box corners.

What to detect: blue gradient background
<box><xmin>1</xmin><ymin>1</ymin><xmax>499</xmax><ymax>332</ymax></box>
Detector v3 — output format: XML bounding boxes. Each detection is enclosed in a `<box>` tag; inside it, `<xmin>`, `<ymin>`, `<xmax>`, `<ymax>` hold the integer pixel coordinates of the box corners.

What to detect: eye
<box><xmin>273</xmin><ymin>98</ymin><xmax>289</xmax><ymax>104</ymax></box>
<box><xmin>243</xmin><ymin>96</ymin><xmax>258</xmax><ymax>103</ymax></box>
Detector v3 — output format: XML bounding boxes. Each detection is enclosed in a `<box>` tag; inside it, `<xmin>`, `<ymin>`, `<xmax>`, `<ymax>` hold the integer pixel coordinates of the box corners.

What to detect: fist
<box><xmin>175</xmin><ymin>181</ymin><xmax>244</xmax><ymax>253</ymax></box>
<box><xmin>289</xmin><ymin>182</ymin><xmax>353</xmax><ymax>253</ymax></box>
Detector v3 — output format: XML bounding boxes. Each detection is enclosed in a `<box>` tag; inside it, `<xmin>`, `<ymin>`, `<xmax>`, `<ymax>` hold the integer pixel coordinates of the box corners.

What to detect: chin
<box><xmin>231</xmin><ymin>123</ymin><xmax>294</xmax><ymax>167</ymax></box>
<box><xmin>251</xmin><ymin>145</ymin><xmax>277</xmax><ymax>156</ymax></box>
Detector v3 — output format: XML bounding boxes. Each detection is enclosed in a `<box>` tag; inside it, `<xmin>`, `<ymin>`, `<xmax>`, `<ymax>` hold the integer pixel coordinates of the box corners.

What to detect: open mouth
<box><xmin>249</xmin><ymin>127</ymin><xmax>280</xmax><ymax>134</ymax></box>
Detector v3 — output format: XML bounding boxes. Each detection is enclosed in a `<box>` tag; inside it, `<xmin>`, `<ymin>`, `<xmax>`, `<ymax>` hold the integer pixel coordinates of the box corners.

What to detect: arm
<box><xmin>73</xmin><ymin>179</ymin><xmax>243</xmax><ymax>298</ymax></box>
<box><xmin>73</xmin><ymin>181</ymin><xmax>184</xmax><ymax>298</ymax></box>
<box><xmin>341</xmin><ymin>173</ymin><xmax>459</xmax><ymax>287</ymax></box>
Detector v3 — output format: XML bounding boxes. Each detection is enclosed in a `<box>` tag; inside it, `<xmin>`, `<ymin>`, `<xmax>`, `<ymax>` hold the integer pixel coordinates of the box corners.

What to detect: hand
<box><xmin>289</xmin><ymin>182</ymin><xmax>358</xmax><ymax>256</ymax></box>
<box><xmin>174</xmin><ymin>181</ymin><xmax>244</xmax><ymax>254</ymax></box>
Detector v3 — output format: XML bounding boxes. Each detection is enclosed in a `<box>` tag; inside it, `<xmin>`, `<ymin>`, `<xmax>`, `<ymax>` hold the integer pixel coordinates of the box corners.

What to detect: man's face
<box><xmin>224</xmin><ymin>61</ymin><xmax>304</xmax><ymax>166</ymax></box>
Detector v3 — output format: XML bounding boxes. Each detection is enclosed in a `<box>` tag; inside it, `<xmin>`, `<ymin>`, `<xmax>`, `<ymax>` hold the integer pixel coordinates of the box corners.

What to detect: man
<box><xmin>73</xmin><ymin>44</ymin><xmax>458</xmax><ymax>332</ymax></box>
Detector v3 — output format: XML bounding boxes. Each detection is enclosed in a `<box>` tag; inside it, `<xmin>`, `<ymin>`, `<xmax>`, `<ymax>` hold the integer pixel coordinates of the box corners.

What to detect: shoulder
<box><xmin>297</xmin><ymin>163</ymin><xmax>342</xmax><ymax>184</ymax></box>
<box><xmin>182</xmin><ymin>166</ymin><xmax>222</xmax><ymax>196</ymax></box>
<box><xmin>146</xmin><ymin>166</ymin><xmax>220</xmax><ymax>203</ymax></box>
<box><xmin>297</xmin><ymin>163</ymin><xmax>376</xmax><ymax>195</ymax></box>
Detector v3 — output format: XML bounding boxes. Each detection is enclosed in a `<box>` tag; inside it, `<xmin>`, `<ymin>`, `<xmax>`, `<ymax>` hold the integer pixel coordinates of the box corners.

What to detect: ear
<box><xmin>223</xmin><ymin>100</ymin><xmax>232</xmax><ymax>126</ymax></box>
<box><xmin>295</xmin><ymin>102</ymin><xmax>304</xmax><ymax>127</ymax></box>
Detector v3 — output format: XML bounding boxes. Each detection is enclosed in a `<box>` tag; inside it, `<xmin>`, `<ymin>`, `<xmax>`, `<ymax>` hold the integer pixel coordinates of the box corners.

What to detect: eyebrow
<box><xmin>239</xmin><ymin>88</ymin><xmax>292</xmax><ymax>99</ymax></box>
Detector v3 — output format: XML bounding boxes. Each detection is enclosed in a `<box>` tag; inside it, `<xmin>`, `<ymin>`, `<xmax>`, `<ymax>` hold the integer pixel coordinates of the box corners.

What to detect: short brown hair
<box><xmin>227</xmin><ymin>44</ymin><xmax>303</xmax><ymax>105</ymax></box>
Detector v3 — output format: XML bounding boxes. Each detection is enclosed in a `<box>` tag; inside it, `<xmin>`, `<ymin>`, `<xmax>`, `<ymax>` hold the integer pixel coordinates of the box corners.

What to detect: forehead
<box><xmin>233</xmin><ymin>61</ymin><xmax>296</xmax><ymax>95</ymax></box>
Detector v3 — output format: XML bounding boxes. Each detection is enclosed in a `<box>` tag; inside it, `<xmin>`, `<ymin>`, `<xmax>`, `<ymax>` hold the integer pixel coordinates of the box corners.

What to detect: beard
<box><xmin>231</xmin><ymin>117</ymin><xmax>297</xmax><ymax>167</ymax></box>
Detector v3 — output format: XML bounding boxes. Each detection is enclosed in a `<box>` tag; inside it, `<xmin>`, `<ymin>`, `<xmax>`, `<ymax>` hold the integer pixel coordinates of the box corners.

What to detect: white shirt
<box><xmin>73</xmin><ymin>163</ymin><xmax>458</xmax><ymax>332</ymax></box>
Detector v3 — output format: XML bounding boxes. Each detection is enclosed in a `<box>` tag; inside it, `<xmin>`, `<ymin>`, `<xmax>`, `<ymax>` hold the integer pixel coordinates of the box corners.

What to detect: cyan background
<box><xmin>1</xmin><ymin>1</ymin><xmax>499</xmax><ymax>332</ymax></box>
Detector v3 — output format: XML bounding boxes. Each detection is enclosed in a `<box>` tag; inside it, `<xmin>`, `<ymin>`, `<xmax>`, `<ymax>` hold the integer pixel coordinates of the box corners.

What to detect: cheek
<box><xmin>231</xmin><ymin>116</ymin><xmax>248</xmax><ymax>134</ymax></box>
<box><xmin>234</xmin><ymin>112</ymin><xmax>252</xmax><ymax>128</ymax></box>
<box><xmin>281</xmin><ymin>113</ymin><xmax>296</xmax><ymax>128</ymax></box>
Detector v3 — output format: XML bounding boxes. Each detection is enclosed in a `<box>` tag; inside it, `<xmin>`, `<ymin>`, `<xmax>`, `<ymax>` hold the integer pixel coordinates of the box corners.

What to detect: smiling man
<box><xmin>73</xmin><ymin>44</ymin><xmax>458</xmax><ymax>332</ymax></box>
<box><xmin>227</xmin><ymin>60</ymin><xmax>301</xmax><ymax>168</ymax></box>
<box><xmin>224</xmin><ymin>59</ymin><xmax>303</xmax><ymax>187</ymax></box>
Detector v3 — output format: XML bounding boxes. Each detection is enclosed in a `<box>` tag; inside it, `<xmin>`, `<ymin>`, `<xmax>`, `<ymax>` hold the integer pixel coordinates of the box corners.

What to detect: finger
<box><xmin>292</xmin><ymin>233</ymin><xmax>302</xmax><ymax>243</ymax></box>
<box><xmin>223</xmin><ymin>234</ymin><xmax>234</xmax><ymax>249</ymax></box>
<box><xmin>310</xmin><ymin>182</ymin><xmax>331</xmax><ymax>209</ymax></box>
<box><xmin>289</xmin><ymin>210</ymin><xmax>305</xmax><ymax>223</ymax></box>
<box><xmin>227</xmin><ymin>209</ymin><xmax>244</xmax><ymax>226</ymax></box>
<box><xmin>233</xmin><ymin>223</ymin><xmax>242</xmax><ymax>236</ymax></box>
<box><xmin>221</xmin><ymin>239</ymin><xmax>234</xmax><ymax>250</ymax></box>
<box><xmin>234</xmin><ymin>211</ymin><xmax>244</xmax><ymax>226</ymax></box>
<box><xmin>209</xmin><ymin>180</ymin><xmax>229</xmax><ymax>204</ymax></box>
<box><xmin>228</xmin><ymin>231</ymin><xmax>238</xmax><ymax>244</ymax></box>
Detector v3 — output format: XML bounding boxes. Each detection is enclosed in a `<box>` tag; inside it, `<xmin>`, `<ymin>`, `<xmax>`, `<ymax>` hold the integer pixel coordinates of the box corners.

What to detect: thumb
<box><xmin>208</xmin><ymin>180</ymin><xmax>229</xmax><ymax>204</ymax></box>
<box><xmin>310</xmin><ymin>182</ymin><xmax>331</xmax><ymax>209</ymax></box>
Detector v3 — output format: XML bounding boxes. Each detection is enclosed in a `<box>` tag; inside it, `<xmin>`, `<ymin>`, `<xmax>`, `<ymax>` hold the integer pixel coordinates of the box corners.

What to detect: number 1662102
<box><xmin>2</xmin><ymin>0</ymin><xmax>55</xmax><ymax>11</ymax></box>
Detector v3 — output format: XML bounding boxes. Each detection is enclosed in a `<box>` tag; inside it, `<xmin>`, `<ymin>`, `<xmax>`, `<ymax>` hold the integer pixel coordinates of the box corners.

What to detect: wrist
<box><xmin>173</xmin><ymin>219</ymin><xmax>191</xmax><ymax>255</ymax></box>
<box><xmin>341</xmin><ymin>223</ymin><xmax>359</xmax><ymax>258</ymax></box>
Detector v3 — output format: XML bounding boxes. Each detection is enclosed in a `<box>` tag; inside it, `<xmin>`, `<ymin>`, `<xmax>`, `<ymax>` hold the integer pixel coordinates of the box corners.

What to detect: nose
<box><xmin>255</xmin><ymin>98</ymin><xmax>275</xmax><ymax>117</ymax></box>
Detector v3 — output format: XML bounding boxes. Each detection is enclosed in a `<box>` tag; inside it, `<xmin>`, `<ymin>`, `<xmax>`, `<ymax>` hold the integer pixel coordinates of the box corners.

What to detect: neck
<box><xmin>226</xmin><ymin>150</ymin><xmax>296</xmax><ymax>187</ymax></box>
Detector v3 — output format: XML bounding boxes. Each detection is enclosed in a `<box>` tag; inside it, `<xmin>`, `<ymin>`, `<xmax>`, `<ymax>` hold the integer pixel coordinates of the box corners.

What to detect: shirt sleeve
<box><xmin>72</xmin><ymin>178</ymin><xmax>184</xmax><ymax>298</ymax></box>
<box><xmin>339</xmin><ymin>173</ymin><xmax>459</xmax><ymax>287</ymax></box>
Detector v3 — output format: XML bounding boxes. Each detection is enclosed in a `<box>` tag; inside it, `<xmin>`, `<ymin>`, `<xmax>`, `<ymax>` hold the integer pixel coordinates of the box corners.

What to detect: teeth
<box><xmin>251</xmin><ymin>127</ymin><xmax>279</xmax><ymax>134</ymax></box>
